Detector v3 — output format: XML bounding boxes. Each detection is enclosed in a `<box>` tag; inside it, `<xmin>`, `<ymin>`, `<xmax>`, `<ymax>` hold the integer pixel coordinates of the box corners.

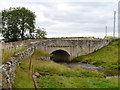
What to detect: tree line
<box><xmin>1</xmin><ymin>7</ymin><xmax>47</xmax><ymax>42</ymax></box>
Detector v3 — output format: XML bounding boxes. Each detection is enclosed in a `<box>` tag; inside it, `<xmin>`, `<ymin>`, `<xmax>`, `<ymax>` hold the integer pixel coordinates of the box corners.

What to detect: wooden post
<box><xmin>31</xmin><ymin>65</ymin><xmax>37</xmax><ymax>89</ymax></box>
<box><xmin>29</xmin><ymin>55</ymin><xmax>32</xmax><ymax>70</ymax></box>
<box><xmin>32</xmin><ymin>65</ymin><xmax>33</xmax><ymax>73</ymax></box>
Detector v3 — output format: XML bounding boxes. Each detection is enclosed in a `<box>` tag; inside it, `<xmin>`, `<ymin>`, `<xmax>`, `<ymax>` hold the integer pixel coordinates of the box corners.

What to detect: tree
<box><xmin>35</xmin><ymin>28</ymin><xmax>47</xmax><ymax>39</ymax></box>
<box><xmin>2</xmin><ymin>7</ymin><xmax>36</xmax><ymax>41</ymax></box>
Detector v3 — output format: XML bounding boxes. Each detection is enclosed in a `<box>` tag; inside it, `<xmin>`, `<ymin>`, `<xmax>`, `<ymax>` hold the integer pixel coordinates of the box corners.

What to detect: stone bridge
<box><xmin>32</xmin><ymin>39</ymin><xmax>111</xmax><ymax>62</ymax></box>
<box><xmin>0</xmin><ymin>38</ymin><xmax>112</xmax><ymax>88</ymax></box>
<box><xmin>2</xmin><ymin>38</ymin><xmax>112</xmax><ymax>62</ymax></box>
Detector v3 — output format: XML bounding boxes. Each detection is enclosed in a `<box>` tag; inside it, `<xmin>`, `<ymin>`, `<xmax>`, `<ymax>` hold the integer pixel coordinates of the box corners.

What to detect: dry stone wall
<box><xmin>0</xmin><ymin>45</ymin><xmax>36</xmax><ymax>88</ymax></box>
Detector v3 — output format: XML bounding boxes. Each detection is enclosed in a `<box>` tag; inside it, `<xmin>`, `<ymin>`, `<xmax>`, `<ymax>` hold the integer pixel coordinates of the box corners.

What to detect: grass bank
<box><xmin>33</xmin><ymin>61</ymin><xmax>105</xmax><ymax>78</ymax></box>
<box><xmin>12</xmin><ymin>67</ymin><xmax>34</xmax><ymax>88</ymax></box>
<box><xmin>13</xmin><ymin>49</ymin><xmax>119</xmax><ymax>88</ymax></box>
<box><xmin>72</xmin><ymin>39</ymin><xmax>119</xmax><ymax>69</ymax></box>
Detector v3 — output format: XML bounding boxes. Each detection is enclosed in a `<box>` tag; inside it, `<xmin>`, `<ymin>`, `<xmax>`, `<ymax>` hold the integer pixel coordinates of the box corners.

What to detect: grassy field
<box><xmin>37</xmin><ymin>76</ymin><xmax>118</xmax><ymax>88</ymax></box>
<box><xmin>13</xmin><ymin>48</ymin><xmax>119</xmax><ymax>88</ymax></box>
<box><xmin>72</xmin><ymin>39</ymin><xmax>119</xmax><ymax>69</ymax></box>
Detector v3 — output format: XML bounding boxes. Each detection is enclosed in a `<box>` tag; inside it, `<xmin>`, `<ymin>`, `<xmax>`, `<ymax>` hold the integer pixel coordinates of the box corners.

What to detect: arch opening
<box><xmin>50</xmin><ymin>50</ymin><xmax>71</xmax><ymax>62</ymax></box>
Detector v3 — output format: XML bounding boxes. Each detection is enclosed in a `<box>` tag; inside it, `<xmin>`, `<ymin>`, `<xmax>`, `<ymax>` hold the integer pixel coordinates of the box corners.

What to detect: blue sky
<box><xmin>0</xmin><ymin>0</ymin><xmax>119</xmax><ymax>38</ymax></box>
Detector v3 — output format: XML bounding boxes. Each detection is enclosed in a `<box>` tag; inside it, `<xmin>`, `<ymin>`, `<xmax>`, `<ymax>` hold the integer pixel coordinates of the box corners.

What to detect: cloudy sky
<box><xmin>0</xmin><ymin>0</ymin><xmax>119</xmax><ymax>38</ymax></box>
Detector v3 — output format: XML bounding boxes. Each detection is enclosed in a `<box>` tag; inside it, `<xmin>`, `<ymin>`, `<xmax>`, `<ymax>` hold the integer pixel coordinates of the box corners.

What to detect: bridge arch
<box><xmin>49</xmin><ymin>48</ymin><xmax>71</xmax><ymax>55</ymax></box>
<box><xmin>49</xmin><ymin>48</ymin><xmax>71</xmax><ymax>62</ymax></box>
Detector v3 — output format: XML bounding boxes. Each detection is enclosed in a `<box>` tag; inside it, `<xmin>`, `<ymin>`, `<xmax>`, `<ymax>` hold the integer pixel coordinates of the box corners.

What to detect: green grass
<box><xmin>18</xmin><ymin>49</ymin><xmax>104</xmax><ymax>78</ymax></box>
<box><xmin>33</xmin><ymin>60</ymin><xmax>118</xmax><ymax>88</ymax></box>
<box><xmin>12</xmin><ymin>50</ymin><xmax>51</xmax><ymax>88</ymax></box>
<box><xmin>32</xmin><ymin>49</ymin><xmax>51</xmax><ymax>58</ymax></box>
<box><xmin>36</xmin><ymin>76</ymin><xmax>119</xmax><ymax>88</ymax></box>
<box><xmin>72</xmin><ymin>39</ymin><xmax>119</xmax><ymax>69</ymax></box>
<box><xmin>2</xmin><ymin>46</ymin><xmax>28</xmax><ymax>64</ymax></box>
<box><xmin>13</xmin><ymin>48</ymin><xmax>119</xmax><ymax>88</ymax></box>
<box><xmin>12</xmin><ymin>67</ymin><xmax>34</xmax><ymax>88</ymax></box>
<box><xmin>90</xmin><ymin>77</ymin><xmax>119</xmax><ymax>88</ymax></box>
<box><xmin>33</xmin><ymin>61</ymin><xmax>105</xmax><ymax>78</ymax></box>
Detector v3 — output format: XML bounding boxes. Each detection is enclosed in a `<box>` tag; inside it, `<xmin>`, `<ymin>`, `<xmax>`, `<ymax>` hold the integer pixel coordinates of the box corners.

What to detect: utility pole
<box><xmin>118</xmin><ymin>1</ymin><xmax>120</xmax><ymax>38</ymax></box>
<box><xmin>105</xmin><ymin>26</ymin><xmax>107</xmax><ymax>37</ymax></box>
<box><xmin>113</xmin><ymin>11</ymin><xmax>116</xmax><ymax>37</ymax></box>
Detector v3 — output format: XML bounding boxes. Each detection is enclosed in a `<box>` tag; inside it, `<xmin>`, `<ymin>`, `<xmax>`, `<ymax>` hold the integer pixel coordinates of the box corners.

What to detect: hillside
<box><xmin>73</xmin><ymin>39</ymin><xmax>119</xmax><ymax>69</ymax></box>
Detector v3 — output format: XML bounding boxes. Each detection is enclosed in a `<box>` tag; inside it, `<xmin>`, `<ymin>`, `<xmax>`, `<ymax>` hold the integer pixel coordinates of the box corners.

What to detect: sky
<box><xmin>0</xmin><ymin>0</ymin><xmax>119</xmax><ymax>38</ymax></box>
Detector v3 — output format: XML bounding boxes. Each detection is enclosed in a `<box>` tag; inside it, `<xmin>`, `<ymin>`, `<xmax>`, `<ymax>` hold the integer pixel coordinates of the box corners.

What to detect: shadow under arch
<box><xmin>50</xmin><ymin>49</ymin><xmax>71</xmax><ymax>62</ymax></box>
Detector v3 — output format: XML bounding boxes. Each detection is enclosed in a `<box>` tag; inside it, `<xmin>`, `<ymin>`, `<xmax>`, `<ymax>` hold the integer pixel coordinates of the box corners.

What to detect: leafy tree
<box><xmin>2</xmin><ymin>7</ymin><xmax>36</xmax><ymax>41</ymax></box>
<box><xmin>35</xmin><ymin>28</ymin><xmax>47</xmax><ymax>39</ymax></box>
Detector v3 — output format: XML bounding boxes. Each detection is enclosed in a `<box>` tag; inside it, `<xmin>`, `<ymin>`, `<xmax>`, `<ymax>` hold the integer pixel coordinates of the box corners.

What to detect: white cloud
<box><xmin>0</xmin><ymin>0</ymin><xmax>119</xmax><ymax>38</ymax></box>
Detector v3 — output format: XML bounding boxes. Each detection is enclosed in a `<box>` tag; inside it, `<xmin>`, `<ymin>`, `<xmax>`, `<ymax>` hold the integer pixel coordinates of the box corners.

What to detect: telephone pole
<box><xmin>113</xmin><ymin>11</ymin><xmax>116</xmax><ymax>37</ymax></box>
<box><xmin>105</xmin><ymin>26</ymin><xmax>107</xmax><ymax>37</ymax></box>
<box><xmin>118</xmin><ymin>1</ymin><xmax>120</xmax><ymax>38</ymax></box>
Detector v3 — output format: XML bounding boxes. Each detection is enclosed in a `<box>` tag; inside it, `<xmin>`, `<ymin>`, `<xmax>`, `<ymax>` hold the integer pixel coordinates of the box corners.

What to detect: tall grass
<box><xmin>2</xmin><ymin>46</ymin><xmax>28</xmax><ymax>64</ymax></box>
<box><xmin>12</xmin><ymin>67</ymin><xmax>34</xmax><ymax>88</ymax></box>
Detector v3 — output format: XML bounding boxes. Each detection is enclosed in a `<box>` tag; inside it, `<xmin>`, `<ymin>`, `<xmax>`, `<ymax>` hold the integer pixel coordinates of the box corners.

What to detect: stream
<box><xmin>59</xmin><ymin>62</ymin><xmax>119</xmax><ymax>79</ymax></box>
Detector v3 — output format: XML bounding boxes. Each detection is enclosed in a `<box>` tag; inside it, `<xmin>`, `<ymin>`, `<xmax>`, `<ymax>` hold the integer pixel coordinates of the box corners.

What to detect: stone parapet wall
<box><xmin>1</xmin><ymin>39</ymin><xmax>42</xmax><ymax>51</ymax></box>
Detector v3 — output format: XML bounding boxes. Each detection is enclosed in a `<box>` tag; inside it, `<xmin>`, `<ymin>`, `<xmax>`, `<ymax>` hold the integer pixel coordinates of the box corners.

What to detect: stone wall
<box><xmin>2</xmin><ymin>39</ymin><xmax>41</xmax><ymax>51</ymax></box>
<box><xmin>0</xmin><ymin>46</ymin><xmax>35</xmax><ymax>88</ymax></box>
